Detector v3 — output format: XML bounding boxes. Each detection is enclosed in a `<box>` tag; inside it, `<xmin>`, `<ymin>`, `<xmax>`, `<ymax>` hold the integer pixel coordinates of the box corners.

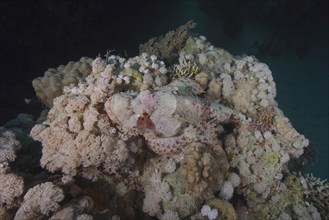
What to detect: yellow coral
<box><xmin>172</xmin><ymin>61</ymin><xmax>201</xmax><ymax>79</ymax></box>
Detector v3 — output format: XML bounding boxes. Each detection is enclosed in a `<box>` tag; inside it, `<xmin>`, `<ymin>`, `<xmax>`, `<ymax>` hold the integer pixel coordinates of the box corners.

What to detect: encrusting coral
<box><xmin>180</xmin><ymin>142</ymin><xmax>229</xmax><ymax>197</ymax></box>
<box><xmin>0</xmin><ymin>21</ymin><xmax>323</xmax><ymax>219</ymax></box>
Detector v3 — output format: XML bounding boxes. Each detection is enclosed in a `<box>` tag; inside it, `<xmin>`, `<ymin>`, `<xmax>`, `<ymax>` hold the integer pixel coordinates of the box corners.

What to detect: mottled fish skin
<box><xmin>106</xmin><ymin>78</ymin><xmax>234</xmax><ymax>155</ymax></box>
<box><xmin>146</xmin><ymin>135</ymin><xmax>193</xmax><ymax>155</ymax></box>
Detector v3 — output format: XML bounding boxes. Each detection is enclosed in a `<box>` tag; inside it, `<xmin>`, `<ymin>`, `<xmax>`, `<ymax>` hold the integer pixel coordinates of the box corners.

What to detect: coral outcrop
<box><xmin>0</xmin><ymin>22</ymin><xmax>324</xmax><ymax>219</ymax></box>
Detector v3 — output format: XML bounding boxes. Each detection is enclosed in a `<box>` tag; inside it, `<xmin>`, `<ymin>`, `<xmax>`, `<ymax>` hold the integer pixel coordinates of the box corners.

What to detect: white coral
<box><xmin>228</xmin><ymin>172</ymin><xmax>241</xmax><ymax>188</ymax></box>
<box><xmin>160</xmin><ymin>210</ymin><xmax>179</xmax><ymax>220</ymax></box>
<box><xmin>30</xmin><ymin>61</ymin><xmax>131</xmax><ymax>179</ymax></box>
<box><xmin>201</xmin><ymin>205</ymin><xmax>211</xmax><ymax>216</ymax></box>
<box><xmin>142</xmin><ymin>169</ymin><xmax>172</xmax><ymax>217</ymax></box>
<box><xmin>15</xmin><ymin>182</ymin><xmax>64</xmax><ymax>219</ymax></box>
<box><xmin>201</xmin><ymin>205</ymin><xmax>219</xmax><ymax>220</ymax></box>
<box><xmin>0</xmin><ymin>127</ymin><xmax>21</xmax><ymax>163</ymax></box>
<box><xmin>219</xmin><ymin>181</ymin><xmax>234</xmax><ymax>201</ymax></box>
<box><xmin>0</xmin><ymin>173</ymin><xmax>24</xmax><ymax>208</ymax></box>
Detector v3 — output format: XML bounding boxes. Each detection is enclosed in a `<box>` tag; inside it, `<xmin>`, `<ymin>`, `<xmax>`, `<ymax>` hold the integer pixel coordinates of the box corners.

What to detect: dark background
<box><xmin>0</xmin><ymin>0</ymin><xmax>328</xmax><ymax>178</ymax></box>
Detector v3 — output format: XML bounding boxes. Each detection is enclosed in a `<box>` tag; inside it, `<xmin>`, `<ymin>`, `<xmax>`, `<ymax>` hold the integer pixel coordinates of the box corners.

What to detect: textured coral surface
<box><xmin>1</xmin><ymin>23</ymin><xmax>327</xmax><ymax>220</ymax></box>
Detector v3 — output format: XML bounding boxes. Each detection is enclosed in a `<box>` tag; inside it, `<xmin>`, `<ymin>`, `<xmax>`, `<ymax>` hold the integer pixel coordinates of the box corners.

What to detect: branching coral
<box><xmin>14</xmin><ymin>182</ymin><xmax>64</xmax><ymax>220</ymax></box>
<box><xmin>172</xmin><ymin>60</ymin><xmax>201</xmax><ymax>79</ymax></box>
<box><xmin>30</xmin><ymin>58</ymin><xmax>141</xmax><ymax>183</ymax></box>
<box><xmin>142</xmin><ymin>169</ymin><xmax>172</xmax><ymax>217</ymax></box>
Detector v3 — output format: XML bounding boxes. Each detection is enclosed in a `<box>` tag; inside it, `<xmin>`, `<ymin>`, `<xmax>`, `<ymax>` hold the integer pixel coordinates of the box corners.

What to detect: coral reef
<box><xmin>1</xmin><ymin>23</ymin><xmax>327</xmax><ymax>220</ymax></box>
